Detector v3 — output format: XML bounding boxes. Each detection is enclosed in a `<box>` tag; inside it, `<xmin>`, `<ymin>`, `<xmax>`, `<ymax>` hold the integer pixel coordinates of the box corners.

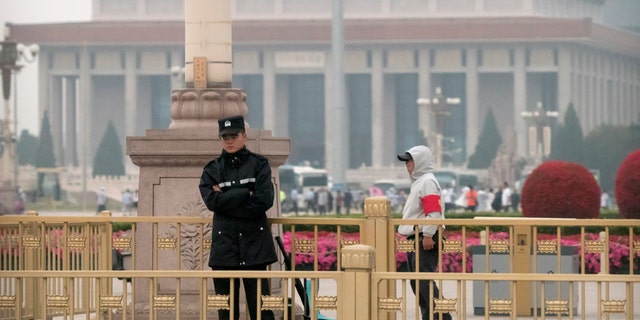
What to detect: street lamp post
<box><xmin>416</xmin><ymin>86</ymin><xmax>461</xmax><ymax>168</ymax></box>
<box><xmin>521</xmin><ymin>101</ymin><xmax>558</xmax><ymax>164</ymax></box>
<box><xmin>0</xmin><ymin>23</ymin><xmax>38</xmax><ymax>213</ymax></box>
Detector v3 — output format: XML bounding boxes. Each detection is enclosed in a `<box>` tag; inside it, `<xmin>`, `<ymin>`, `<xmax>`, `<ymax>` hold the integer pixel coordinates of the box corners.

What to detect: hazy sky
<box><xmin>0</xmin><ymin>0</ymin><xmax>90</xmax><ymax>135</ymax></box>
<box><xmin>0</xmin><ymin>0</ymin><xmax>637</xmax><ymax>135</ymax></box>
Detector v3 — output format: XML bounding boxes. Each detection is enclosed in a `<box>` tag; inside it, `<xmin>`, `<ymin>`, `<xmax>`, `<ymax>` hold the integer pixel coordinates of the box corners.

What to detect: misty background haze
<box><xmin>1</xmin><ymin>0</ymin><xmax>638</xmax><ymax>136</ymax></box>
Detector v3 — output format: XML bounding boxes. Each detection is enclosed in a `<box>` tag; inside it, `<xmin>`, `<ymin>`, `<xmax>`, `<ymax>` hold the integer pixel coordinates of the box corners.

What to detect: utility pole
<box><xmin>0</xmin><ymin>23</ymin><xmax>38</xmax><ymax>213</ymax></box>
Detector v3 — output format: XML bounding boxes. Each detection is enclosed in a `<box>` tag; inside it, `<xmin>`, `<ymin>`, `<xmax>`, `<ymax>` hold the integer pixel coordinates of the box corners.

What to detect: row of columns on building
<box><xmin>42</xmin><ymin>46</ymin><xmax>639</xmax><ymax>169</ymax></box>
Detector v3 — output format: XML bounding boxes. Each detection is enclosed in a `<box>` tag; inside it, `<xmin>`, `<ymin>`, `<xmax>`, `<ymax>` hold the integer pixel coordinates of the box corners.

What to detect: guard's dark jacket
<box><xmin>199</xmin><ymin>147</ymin><xmax>277</xmax><ymax>268</ymax></box>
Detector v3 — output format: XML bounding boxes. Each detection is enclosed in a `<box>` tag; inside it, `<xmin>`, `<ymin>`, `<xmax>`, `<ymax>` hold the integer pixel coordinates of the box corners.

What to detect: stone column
<box><xmin>124</xmin><ymin>49</ymin><xmax>138</xmax><ymax>137</ymax></box>
<box><xmin>557</xmin><ymin>47</ymin><xmax>572</xmax><ymax>119</ymax></box>
<box><xmin>465</xmin><ymin>48</ymin><xmax>479</xmax><ymax>158</ymax></box>
<box><xmin>64</xmin><ymin>77</ymin><xmax>78</xmax><ymax>166</ymax></box>
<box><xmin>371</xmin><ymin>49</ymin><xmax>384</xmax><ymax>168</ymax></box>
<box><xmin>50</xmin><ymin>77</ymin><xmax>63</xmax><ymax>165</ymax></box>
<box><xmin>262</xmin><ymin>50</ymin><xmax>277</xmax><ymax>133</ymax></box>
<box><xmin>513</xmin><ymin>46</ymin><xmax>527</xmax><ymax>157</ymax></box>
<box><xmin>418</xmin><ymin>49</ymin><xmax>432</xmax><ymax>147</ymax></box>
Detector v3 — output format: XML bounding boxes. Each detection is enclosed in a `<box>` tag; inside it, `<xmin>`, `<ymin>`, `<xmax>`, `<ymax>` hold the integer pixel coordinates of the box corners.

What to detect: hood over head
<box><xmin>402</xmin><ymin>145</ymin><xmax>435</xmax><ymax>180</ymax></box>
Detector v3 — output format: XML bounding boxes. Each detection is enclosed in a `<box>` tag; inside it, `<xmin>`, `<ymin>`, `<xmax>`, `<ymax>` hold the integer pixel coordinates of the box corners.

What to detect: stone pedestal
<box><xmin>0</xmin><ymin>185</ymin><xmax>14</xmax><ymax>214</ymax></box>
<box><xmin>126</xmin><ymin>88</ymin><xmax>290</xmax><ymax>318</ymax></box>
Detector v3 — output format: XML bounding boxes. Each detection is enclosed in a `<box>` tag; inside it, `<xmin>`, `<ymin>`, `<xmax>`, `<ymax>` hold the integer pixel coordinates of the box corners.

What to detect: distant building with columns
<box><xmin>10</xmin><ymin>0</ymin><xmax>640</xmax><ymax>181</ymax></box>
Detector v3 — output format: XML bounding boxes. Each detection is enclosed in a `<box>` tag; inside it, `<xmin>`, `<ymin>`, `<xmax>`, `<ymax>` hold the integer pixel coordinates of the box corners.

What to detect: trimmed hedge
<box><xmin>521</xmin><ymin>161</ymin><xmax>600</xmax><ymax>219</ymax></box>
<box><xmin>615</xmin><ymin>149</ymin><xmax>640</xmax><ymax>219</ymax></box>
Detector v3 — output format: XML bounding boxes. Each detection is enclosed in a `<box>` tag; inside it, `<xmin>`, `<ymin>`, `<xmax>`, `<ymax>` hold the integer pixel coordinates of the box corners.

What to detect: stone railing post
<box><xmin>362</xmin><ymin>196</ymin><xmax>395</xmax><ymax>320</ymax></box>
<box><xmin>341</xmin><ymin>244</ymin><xmax>375</xmax><ymax>320</ymax></box>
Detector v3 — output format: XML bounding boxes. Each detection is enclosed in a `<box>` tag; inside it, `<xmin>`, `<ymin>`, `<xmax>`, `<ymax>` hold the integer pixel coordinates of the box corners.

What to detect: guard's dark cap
<box><xmin>218</xmin><ymin>115</ymin><xmax>245</xmax><ymax>136</ymax></box>
<box><xmin>397</xmin><ymin>152</ymin><xmax>412</xmax><ymax>161</ymax></box>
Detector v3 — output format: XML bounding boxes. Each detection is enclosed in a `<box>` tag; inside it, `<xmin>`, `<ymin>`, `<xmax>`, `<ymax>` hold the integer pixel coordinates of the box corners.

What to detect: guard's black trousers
<box><xmin>212</xmin><ymin>264</ymin><xmax>275</xmax><ymax>320</ymax></box>
<box><xmin>406</xmin><ymin>237</ymin><xmax>452</xmax><ymax>320</ymax></box>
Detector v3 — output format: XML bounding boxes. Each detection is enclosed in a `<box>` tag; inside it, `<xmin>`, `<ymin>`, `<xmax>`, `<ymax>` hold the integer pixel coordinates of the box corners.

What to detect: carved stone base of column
<box><xmin>126</xmin><ymin>95</ymin><xmax>290</xmax><ymax>315</ymax></box>
<box><xmin>168</xmin><ymin>88</ymin><xmax>249</xmax><ymax>131</ymax></box>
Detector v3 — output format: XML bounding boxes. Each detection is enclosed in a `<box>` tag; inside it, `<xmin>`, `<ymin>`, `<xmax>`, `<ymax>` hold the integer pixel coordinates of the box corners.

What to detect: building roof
<box><xmin>8</xmin><ymin>17</ymin><xmax>640</xmax><ymax>55</ymax></box>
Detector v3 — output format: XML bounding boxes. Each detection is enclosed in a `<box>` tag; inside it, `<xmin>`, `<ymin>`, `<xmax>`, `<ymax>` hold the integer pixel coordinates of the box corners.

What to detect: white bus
<box><xmin>279</xmin><ymin>165</ymin><xmax>329</xmax><ymax>211</ymax></box>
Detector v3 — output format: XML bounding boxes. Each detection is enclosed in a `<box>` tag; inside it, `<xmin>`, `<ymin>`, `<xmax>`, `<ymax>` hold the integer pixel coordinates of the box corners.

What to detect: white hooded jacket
<box><xmin>398</xmin><ymin>145</ymin><xmax>445</xmax><ymax>237</ymax></box>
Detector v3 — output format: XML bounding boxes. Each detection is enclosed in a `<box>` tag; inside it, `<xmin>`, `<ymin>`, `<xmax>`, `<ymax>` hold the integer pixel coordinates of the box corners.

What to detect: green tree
<box><xmin>549</xmin><ymin>103</ymin><xmax>585</xmax><ymax>165</ymax></box>
<box><xmin>93</xmin><ymin>120</ymin><xmax>125</xmax><ymax>177</ymax></box>
<box><xmin>583</xmin><ymin>124</ymin><xmax>640</xmax><ymax>192</ymax></box>
<box><xmin>467</xmin><ymin>108</ymin><xmax>502</xmax><ymax>169</ymax></box>
<box><xmin>35</xmin><ymin>111</ymin><xmax>57</xmax><ymax>196</ymax></box>
<box><xmin>17</xmin><ymin>129</ymin><xmax>39</xmax><ymax>166</ymax></box>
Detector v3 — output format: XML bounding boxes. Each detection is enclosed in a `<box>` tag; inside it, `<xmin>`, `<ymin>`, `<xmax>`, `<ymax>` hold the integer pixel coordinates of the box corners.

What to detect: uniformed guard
<box><xmin>199</xmin><ymin>115</ymin><xmax>277</xmax><ymax>320</ymax></box>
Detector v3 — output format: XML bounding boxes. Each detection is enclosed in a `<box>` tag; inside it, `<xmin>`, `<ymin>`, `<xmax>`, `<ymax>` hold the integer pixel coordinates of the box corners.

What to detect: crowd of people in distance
<box><xmin>281</xmin><ymin>180</ymin><xmax>525</xmax><ymax>215</ymax></box>
<box><xmin>441</xmin><ymin>181</ymin><xmax>520</xmax><ymax>213</ymax></box>
<box><xmin>281</xmin><ymin>187</ymin><xmax>368</xmax><ymax>216</ymax></box>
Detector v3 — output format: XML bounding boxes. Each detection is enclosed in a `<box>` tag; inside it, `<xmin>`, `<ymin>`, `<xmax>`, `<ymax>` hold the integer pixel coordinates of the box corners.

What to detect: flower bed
<box><xmin>280</xmin><ymin>231</ymin><xmax>640</xmax><ymax>274</ymax></box>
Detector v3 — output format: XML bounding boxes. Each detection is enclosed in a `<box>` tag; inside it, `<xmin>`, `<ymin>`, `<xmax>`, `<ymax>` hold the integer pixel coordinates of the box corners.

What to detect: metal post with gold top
<box><xmin>362</xmin><ymin>196</ymin><xmax>396</xmax><ymax>320</ymax></box>
<box><xmin>341</xmin><ymin>244</ymin><xmax>375</xmax><ymax>320</ymax></box>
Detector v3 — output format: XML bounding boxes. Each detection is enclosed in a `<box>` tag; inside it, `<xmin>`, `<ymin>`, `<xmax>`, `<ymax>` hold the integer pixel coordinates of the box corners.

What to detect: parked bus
<box><xmin>434</xmin><ymin>170</ymin><xmax>479</xmax><ymax>192</ymax></box>
<box><xmin>279</xmin><ymin>165</ymin><xmax>329</xmax><ymax>211</ymax></box>
<box><xmin>372</xmin><ymin>179</ymin><xmax>411</xmax><ymax>195</ymax></box>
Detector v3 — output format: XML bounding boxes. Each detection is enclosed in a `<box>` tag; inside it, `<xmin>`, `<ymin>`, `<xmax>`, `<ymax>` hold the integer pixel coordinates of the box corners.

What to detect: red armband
<box><xmin>421</xmin><ymin>194</ymin><xmax>442</xmax><ymax>215</ymax></box>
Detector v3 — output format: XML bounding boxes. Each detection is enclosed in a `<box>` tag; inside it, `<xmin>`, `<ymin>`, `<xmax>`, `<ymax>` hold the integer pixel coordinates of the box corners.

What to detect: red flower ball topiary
<box><xmin>521</xmin><ymin>161</ymin><xmax>600</xmax><ymax>218</ymax></box>
<box><xmin>615</xmin><ymin>149</ymin><xmax>640</xmax><ymax>219</ymax></box>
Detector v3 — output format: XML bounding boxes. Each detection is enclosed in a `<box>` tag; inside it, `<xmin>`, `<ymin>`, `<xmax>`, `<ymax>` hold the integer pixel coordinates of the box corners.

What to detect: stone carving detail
<box><xmin>68</xmin><ymin>236</ymin><xmax>86</xmax><ymax>249</ymax></box>
<box><xmin>153</xmin><ymin>295</ymin><xmax>176</xmax><ymax>310</ymax></box>
<box><xmin>364</xmin><ymin>197</ymin><xmax>391</xmax><ymax>217</ymax></box>
<box><xmin>489</xmin><ymin>240</ymin><xmax>509</xmax><ymax>253</ymax></box>
<box><xmin>584</xmin><ymin>240</ymin><xmax>605</xmax><ymax>253</ymax></box>
<box><xmin>100</xmin><ymin>295</ymin><xmax>123</xmax><ymax>310</ymax></box>
<box><xmin>341</xmin><ymin>244</ymin><xmax>375</xmax><ymax>269</ymax></box>
<box><xmin>379</xmin><ymin>297</ymin><xmax>402</xmax><ymax>311</ymax></box>
<box><xmin>0</xmin><ymin>296</ymin><xmax>16</xmax><ymax>309</ymax></box>
<box><xmin>442</xmin><ymin>240</ymin><xmax>462</xmax><ymax>254</ymax></box>
<box><xmin>129</xmin><ymin>156</ymin><xmax>216</xmax><ymax>168</ymax></box>
<box><xmin>261</xmin><ymin>295</ymin><xmax>285</xmax><ymax>311</ymax></box>
<box><xmin>314</xmin><ymin>296</ymin><xmax>338</xmax><ymax>310</ymax></box>
<box><xmin>396</xmin><ymin>239</ymin><xmax>415</xmax><ymax>253</ymax></box>
<box><xmin>434</xmin><ymin>298</ymin><xmax>457</xmax><ymax>313</ymax></box>
<box><xmin>169</xmin><ymin>88</ymin><xmax>248</xmax><ymax>130</ymax></box>
<box><xmin>295</xmin><ymin>239</ymin><xmax>315</xmax><ymax>253</ymax></box>
<box><xmin>489</xmin><ymin>299</ymin><xmax>512</xmax><ymax>314</ymax></box>
<box><xmin>113</xmin><ymin>237</ymin><xmax>132</xmax><ymax>251</ymax></box>
<box><xmin>167</xmin><ymin>198</ymin><xmax>213</xmax><ymax>270</ymax></box>
<box><xmin>545</xmin><ymin>299</ymin><xmax>569</xmax><ymax>315</ymax></box>
<box><xmin>537</xmin><ymin>240</ymin><xmax>557</xmax><ymax>254</ymax></box>
<box><xmin>602</xmin><ymin>300</ymin><xmax>625</xmax><ymax>314</ymax></box>
<box><xmin>207</xmin><ymin>294</ymin><xmax>230</xmax><ymax>310</ymax></box>
<box><xmin>47</xmin><ymin>295</ymin><xmax>70</xmax><ymax>309</ymax></box>
<box><xmin>22</xmin><ymin>236</ymin><xmax>40</xmax><ymax>248</ymax></box>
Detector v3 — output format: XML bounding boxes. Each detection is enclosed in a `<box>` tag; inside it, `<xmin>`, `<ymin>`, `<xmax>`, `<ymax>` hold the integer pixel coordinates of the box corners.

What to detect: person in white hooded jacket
<box><xmin>397</xmin><ymin>145</ymin><xmax>452</xmax><ymax>320</ymax></box>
